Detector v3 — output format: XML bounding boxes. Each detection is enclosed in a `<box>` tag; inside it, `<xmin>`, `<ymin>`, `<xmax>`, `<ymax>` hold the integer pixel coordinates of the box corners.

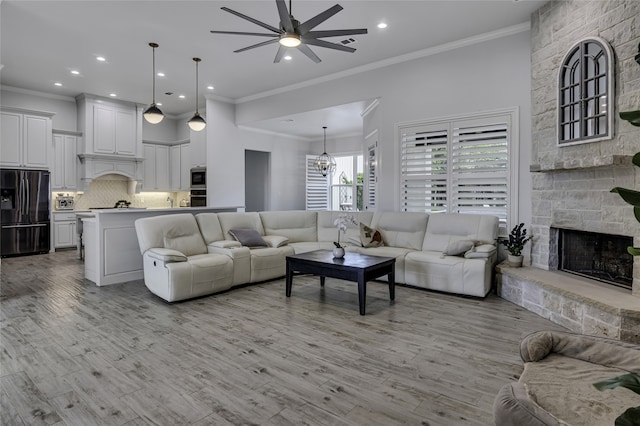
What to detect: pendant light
<box><xmin>187</xmin><ymin>57</ymin><xmax>206</xmax><ymax>132</ymax></box>
<box><xmin>314</xmin><ymin>126</ymin><xmax>336</xmax><ymax>177</ymax></box>
<box><xmin>143</xmin><ymin>42</ymin><xmax>164</xmax><ymax>124</ymax></box>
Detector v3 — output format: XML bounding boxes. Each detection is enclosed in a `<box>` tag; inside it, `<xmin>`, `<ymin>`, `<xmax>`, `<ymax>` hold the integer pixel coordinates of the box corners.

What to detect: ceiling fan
<box><xmin>210</xmin><ymin>0</ymin><xmax>368</xmax><ymax>63</ymax></box>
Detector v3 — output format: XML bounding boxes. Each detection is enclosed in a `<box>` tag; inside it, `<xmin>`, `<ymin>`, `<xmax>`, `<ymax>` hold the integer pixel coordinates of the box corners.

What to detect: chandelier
<box><xmin>314</xmin><ymin>126</ymin><xmax>335</xmax><ymax>177</ymax></box>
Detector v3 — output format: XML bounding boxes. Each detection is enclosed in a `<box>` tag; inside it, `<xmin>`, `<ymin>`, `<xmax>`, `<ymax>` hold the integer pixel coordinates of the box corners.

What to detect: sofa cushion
<box><xmin>259</xmin><ymin>210</ymin><xmax>317</xmax><ymax>242</ymax></box>
<box><xmin>217</xmin><ymin>212</ymin><xmax>265</xmax><ymax>240</ymax></box>
<box><xmin>443</xmin><ymin>239</ymin><xmax>475</xmax><ymax>256</ymax></box>
<box><xmin>135</xmin><ymin>213</ymin><xmax>207</xmax><ymax>257</ymax></box>
<box><xmin>360</xmin><ymin>223</ymin><xmax>384</xmax><ymax>248</ymax></box>
<box><xmin>370</xmin><ymin>211</ymin><xmax>429</xmax><ymax>250</ymax></box>
<box><xmin>317</xmin><ymin>211</ymin><xmax>374</xmax><ymax>243</ymax></box>
<box><xmin>228</xmin><ymin>228</ymin><xmax>268</xmax><ymax>247</ymax></box>
<box><xmin>195</xmin><ymin>213</ymin><xmax>225</xmax><ymax>243</ymax></box>
<box><xmin>422</xmin><ymin>214</ymin><xmax>498</xmax><ymax>252</ymax></box>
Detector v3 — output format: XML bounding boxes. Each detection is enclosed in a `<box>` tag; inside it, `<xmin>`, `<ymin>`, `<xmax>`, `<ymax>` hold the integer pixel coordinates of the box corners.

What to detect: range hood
<box><xmin>78</xmin><ymin>153</ymin><xmax>143</xmax><ymax>194</ymax></box>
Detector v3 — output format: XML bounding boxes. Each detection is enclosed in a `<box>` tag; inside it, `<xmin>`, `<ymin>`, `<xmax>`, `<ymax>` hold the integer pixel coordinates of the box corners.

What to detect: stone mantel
<box><xmin>530</xmin><ymin>155</ymin><xmax>634</xmax><ymax>173</ymax></box>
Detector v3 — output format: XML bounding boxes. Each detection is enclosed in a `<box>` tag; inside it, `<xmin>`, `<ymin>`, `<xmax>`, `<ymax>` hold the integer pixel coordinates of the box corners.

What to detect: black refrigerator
<box><xmin>0</xmin><ymin>169</ymin><xmax>50</xmax><ymax>257</ymax></box>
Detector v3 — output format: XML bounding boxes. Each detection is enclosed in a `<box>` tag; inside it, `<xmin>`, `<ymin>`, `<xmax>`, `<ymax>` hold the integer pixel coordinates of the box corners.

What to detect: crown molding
<box><xmin>1</xmin><ymin>85</ymin><xmax>76</xmax><ymax>102</ymax></box>
<box><xmin>235</xmin><ymin>22</ymin><xmax>530</xmax><ymax>104</ymax></box>
<box><xmin>361</xmin><ymin>99</ymin><xmax>380</xmax><ymax>118</ymax></box>
<box><xmin>237</xmin><ymin>124</ymin><xmax>312</xmax><ymax>141</ymax></box>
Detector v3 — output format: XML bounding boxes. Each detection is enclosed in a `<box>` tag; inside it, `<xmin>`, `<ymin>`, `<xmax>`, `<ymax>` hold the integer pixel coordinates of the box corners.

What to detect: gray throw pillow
<box><xmin>228</xmin><ymin>228</ymin><xmax>268</xmax><ymax>248</ymax></box>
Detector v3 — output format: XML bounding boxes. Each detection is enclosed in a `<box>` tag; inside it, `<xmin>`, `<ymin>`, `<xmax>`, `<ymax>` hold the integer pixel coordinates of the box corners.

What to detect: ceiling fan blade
<box><xmin>297</xmin><ymin>4</ymin><xmax>343</xmax><ymax>34</ymax></box>
<box><xmin>298</xmin><ymin>44</ymin><xmax>322</xmax><ymax>63</ymax></box>
<box><xmin>302</xmin><ymin>38</ymin><xmax>356</xmax><ymax>53</ymax></box>
<box><xmin>210</xmin><ymin>30</ymin><xmax>279</xmax><ymax>37</ymax></box>
<box><xmin>274</xmin><ymin>45</ymin><xmax>287</xmax><ymax>63</ymax></box>
<box><xmin>221</xmin><ymin>6</ymin><xmax>282</xmax><ymax>34</ymax></box>
<box><xmin>234</xmin><ymin>39</ymin><xmax>279</xmax><ymax>53</ymax></box>
<box><xmin>276</xmin><ymin>0</ymin><xmax>294</xmax><ymax>33</ymax></box>
<box><xmin>304</xmin><ymin>29</ymin><xmax>368</xmax><ymax>39</ymax></box>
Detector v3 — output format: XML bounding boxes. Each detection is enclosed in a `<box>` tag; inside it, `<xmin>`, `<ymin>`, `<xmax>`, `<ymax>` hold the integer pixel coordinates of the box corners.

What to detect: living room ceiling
<box><xmin>0</xmin><ymin>0</ymin><xmax>545</xmax><ymax>137</ymax></box>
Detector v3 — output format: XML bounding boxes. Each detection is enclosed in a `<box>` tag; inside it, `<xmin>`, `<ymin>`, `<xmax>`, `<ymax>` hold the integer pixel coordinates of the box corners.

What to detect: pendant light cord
<box><xmin>323</xmin><ymin>126</ymin><xmax>327</xmax><ymax>152</ymax></box>
<box><xmin>194</xmin><ymin>58</ymin><xmax>201</xmax><ymax>114</ymax></box>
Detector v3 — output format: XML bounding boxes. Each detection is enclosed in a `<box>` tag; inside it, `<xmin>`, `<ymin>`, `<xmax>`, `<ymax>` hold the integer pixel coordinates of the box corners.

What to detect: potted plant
<box><xmin>501</xmin><ymin>223</ymin><xmax>533</xmax><ymax>267</ymax></box>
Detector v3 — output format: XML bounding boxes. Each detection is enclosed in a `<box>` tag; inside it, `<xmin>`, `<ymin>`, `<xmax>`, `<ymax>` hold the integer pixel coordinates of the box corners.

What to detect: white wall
<box><xmin>142</xmin><ymin>116</ymin><xmax>179</xmax><ymax>143</ymax></box>
<box><xmin>236</xmin><ymin>31</ymin><xmax>533</xmax><ymax>223</ymax></box>
<box><xmin>206</xmin><ymin>98</ymin><xmax>313</xmax><ymax>211</ymax></box>
<box><xmin>1</xmin><ymin>88</ymin><xmax>77</xmax><ymax>131</ymax></box>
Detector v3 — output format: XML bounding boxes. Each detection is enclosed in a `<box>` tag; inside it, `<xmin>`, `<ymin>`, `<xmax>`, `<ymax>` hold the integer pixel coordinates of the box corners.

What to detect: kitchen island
<box><xmin>79</xmin><ymin>207</ymin><xmax>241</xmax><ymax>286</ymax></box>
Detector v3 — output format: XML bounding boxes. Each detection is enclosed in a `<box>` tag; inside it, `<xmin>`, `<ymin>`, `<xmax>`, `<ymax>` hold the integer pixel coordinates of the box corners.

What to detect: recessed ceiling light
<box><xmin>70</xmin><ymin>70</ymin><xmax>80</xmax><ymax>75</ymax></box>
<box><xmin>109</xmin><ymin>93</ymin><xmax>117</xmax><ymax>97</ymax></box>
<box><xmin>284</xmin><ymin>55</ymin><xmax>292</xmax><ymax>61</ymax></box>
<box><xmin>179</xmin><ymin>95</ymin><xmax>185</xmax><ymax>99</ymax></box>
<box><xmin>54</xmin><ymin>82</ymin><xmax>62</xmax><ymax>86</ymax></box>
<box><xmin>207</xmin><ymin>85</ymin><xmax>214</xmax><ymax>90</ymax></box>
<box><xmin>96</xmin><ymin>56</ymin><xmax>106</xmax><ymax>62</ymax></box>
<box><xmin>377</xmin><ymin>22</ymin><xmax>387</xmax><ymax>29</ymax></box>
<box><xmin>157</xmin><ymin>72</ymin><xmax>165</xmax><ymax>77</ymax></box>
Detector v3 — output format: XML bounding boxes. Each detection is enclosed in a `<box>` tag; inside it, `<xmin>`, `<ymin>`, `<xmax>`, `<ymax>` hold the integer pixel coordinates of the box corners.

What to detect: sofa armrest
<box><xmin>464</xmin><ymin>244</ymin><xmax>497</xmax><ymax>259</ymax></box>
<box><xmin>146</xmin><ymin>248</ymin><xmax>188</xmax><ymax>262</ymax></box>
<box><xmin>493</xmin><ymin>383</ymin><xmax>564</xmax><ymax>426</ymax></box>
<box><xmin>520</xmin><ymin>331</ymin><xmax>640</xmax><ymax>371</ymax></box>
<box><xmin>262</xmin><ymin>234</ymin><xmax>289</xmax><ymax>248</ymax></box>
<box><xmin>210</xmin><ymin>240</ymin><xmax>242</xmax><ymax>249</ymax></box>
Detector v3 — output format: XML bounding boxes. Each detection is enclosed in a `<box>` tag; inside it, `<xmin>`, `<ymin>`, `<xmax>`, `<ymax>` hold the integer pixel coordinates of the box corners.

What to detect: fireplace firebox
<box><xmin>555</xmin><ymin>228</ymin><xmax>633</xmax><ymax>290</ymax></box>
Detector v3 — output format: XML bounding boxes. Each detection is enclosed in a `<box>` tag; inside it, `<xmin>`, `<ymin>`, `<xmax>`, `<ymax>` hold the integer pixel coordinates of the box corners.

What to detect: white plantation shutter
<box><xmin>452</xmin><ymin>118</ymin><xmax>509</xmax><ymax>228</ymax></box>
<box><xmin>367</xmin><ymin>143</ymin><xmax>377</xmax><ymax>210</ymax></box>
<box><xmin>306</xmin><ymin>155</ymin><xmax>328</xmax><ymax>210</ymax></box>
<box><xmin>398</xmin><ymin>109</ymin><xmax>516</xmax><ymax>235</ymax></box>
<box><xmin>400</xmin><ymin>124</ymin><xmax>448</xmax><ymax>213</ymax></box>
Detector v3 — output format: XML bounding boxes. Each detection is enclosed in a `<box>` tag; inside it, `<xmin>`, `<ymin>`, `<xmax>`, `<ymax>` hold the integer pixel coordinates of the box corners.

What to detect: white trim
<box><xmin>237</xmin><ymin>124</ymin><xmax>309</xmax><ymax>141</ymax></box>
<box><xmin>0</xmin><ymin>105</ymin><xmax>56</xmax><ymax>117</ymax></box>
<box><xmin>361</xmin><ymin>99</ymin><xmax>380</xmax><ymax>118</ymax></box>
<box><xmin>236</xmin><ymin>22</ymin><xmax>531</xmax><ymax>104</ymax></box>
<box><xmin>1</xmin><ymin>85</ymin><xmax>76</xmax><ymax>102</ymax></box>
<box><xmin>204</xmin><ymin>93</ymin><xmax>234</xmax><ymax>104</ymax></box>
<box><xmin>53</xmin><ymin>129</ymin><xmax>82</xmax><ymax>136</ymax></box>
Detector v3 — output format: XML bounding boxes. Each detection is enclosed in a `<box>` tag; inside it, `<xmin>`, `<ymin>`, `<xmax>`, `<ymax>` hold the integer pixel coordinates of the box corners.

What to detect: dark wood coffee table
<box><xmin>285</xmin><ymin>250</ymin><xmax>396</xmax><ymax>315</ymax></box>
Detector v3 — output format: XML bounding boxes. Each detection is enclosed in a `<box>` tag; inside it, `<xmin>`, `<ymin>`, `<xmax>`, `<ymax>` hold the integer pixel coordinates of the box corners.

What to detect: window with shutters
<box><xmin>305</xmin><ymin>155</ymin><xmax>329</xmax><ymax>210</ymax></box>
<box><xmin>399</xmin><ymin>109</ymin><xmax>517</xmax><ymax>235</ymax></box>
<box><xmin>558</xmin><ymin>37</ymin><xmax>613</xmax><ymax>145</ymax></box>
<box><xmin>366</xmin><ymin>142</ymin><xmax>377</xmax><ymax>210</ymax></box>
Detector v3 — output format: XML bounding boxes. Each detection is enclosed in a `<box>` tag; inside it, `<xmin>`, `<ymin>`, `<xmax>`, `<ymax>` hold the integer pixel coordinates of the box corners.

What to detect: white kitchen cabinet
<box><xmin>93</xmin><ymin>105</ymin><xmax>136</xmax><ymax>156</ymax></box>
<box><xmin>142</xmin><ymin>143</ymin><xmax>170</xmax><ymax>190</ymax></box>
<box><xmin>1</xmin><ymin>108</ymin><xmax>53</xmax><ymax>169</ymax></box>
<box><xmin>53</xmin><ymin>211</ymin><xmax>77</xmax><ymax>249</ymax></box>
<box><xmin>52</xmin><ymin>133</ymin><xmax>79</xmax><ymax>190</ymax></box>
<box><xmin>170</xmin><ymin>143</ymin><xmax>191</xmax><ymax>191</ymax></box>
<box><xmin>190</xmin><ymin>128</ymin><xmax>206</xmax><ymax>168</ymax></box>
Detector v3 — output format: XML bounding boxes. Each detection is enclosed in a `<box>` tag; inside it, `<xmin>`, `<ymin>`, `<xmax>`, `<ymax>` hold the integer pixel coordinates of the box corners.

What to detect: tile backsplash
<box><xmin>53</xmin><ymin>176</ymin><xmax>190</xmax><ymax>210</ymax></box>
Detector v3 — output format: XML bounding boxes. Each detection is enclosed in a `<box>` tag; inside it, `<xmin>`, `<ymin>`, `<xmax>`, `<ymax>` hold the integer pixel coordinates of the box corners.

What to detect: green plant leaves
<box><xmin>593</xmin><ymin>372</ymin><xmax>640</xmax><ymax>394</ymax></box>
<box><xmin>611</xmin><ymin>187</ymin><xmax>640</xmax><ymax>207</ymax></box>
<box><xmin>620</xmin><ymin>110</ymin><xmax>640</xmax><ymax>127</ymax></box>
<box><xmin>614</xmin><ymin>406</ymin><xmax>640</xmax><ymax>426</ymax></box>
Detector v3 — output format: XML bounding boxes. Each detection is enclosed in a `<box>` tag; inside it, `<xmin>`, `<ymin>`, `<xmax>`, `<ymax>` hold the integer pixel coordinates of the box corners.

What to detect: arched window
<box><xmin>558</xmin><ymin>37</ymin><xmax>614</xmax><ymax>145</ymax></box>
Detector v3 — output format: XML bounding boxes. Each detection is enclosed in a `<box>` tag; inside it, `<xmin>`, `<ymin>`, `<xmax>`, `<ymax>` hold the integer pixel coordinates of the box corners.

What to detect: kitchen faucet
<box><xmin>167</xmin><ymin>197</ymin><xmax>174</xmax><ymax>208</ymax></box>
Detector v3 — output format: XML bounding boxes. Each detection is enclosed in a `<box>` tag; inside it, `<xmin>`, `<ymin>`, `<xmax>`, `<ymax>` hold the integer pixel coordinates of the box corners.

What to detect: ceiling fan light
<box><xmin>279</xmin><ymin>33</ymin><xmax>301</xmax><ymax>48</ymax></box>
<box><xmin>143</xmin><ymin>103</ymin><xmax>164</xmax><ymax>124</ymax></box>
<box><xmin>188</xmin><ymin>112</ymin><xmax>206</xmax><ymax>132</ymax></box>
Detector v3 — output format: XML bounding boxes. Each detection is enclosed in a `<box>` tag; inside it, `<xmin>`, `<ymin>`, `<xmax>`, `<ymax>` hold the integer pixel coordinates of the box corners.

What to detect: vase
<box><xmin>332</xmin><ymin>247</ymin><xmax>345</xmax><ymax>259</ymax></box>
<box><xmin>508</xmin><ymin>254</ymin><xmax>523</xmax><ymax>267</ymax></box>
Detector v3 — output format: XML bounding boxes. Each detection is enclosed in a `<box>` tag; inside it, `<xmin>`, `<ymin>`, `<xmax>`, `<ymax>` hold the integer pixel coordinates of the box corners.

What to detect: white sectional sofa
<box><xmin>134</xmin><ymin>210</ymin><xmax>499</xmax><ymax>302</ymax></box>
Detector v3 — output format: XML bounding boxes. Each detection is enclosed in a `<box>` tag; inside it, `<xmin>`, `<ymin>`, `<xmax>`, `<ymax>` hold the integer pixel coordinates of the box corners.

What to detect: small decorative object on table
<box><xmin>501</xmin><ymin>223</ymin><xmax>533</xmax><ymax>267</ymax></box>
<box><xmin>333</xmin><ymin>213</ymin><xmax>356</xmax><ymax>258</ymax></box>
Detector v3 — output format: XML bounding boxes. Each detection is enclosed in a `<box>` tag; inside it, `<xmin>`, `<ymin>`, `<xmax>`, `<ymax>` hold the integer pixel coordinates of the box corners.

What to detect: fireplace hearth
<box><xmin>553</xmin><ymin>228</ymin><xmax>633</xmax><ymax>290</ymax></box>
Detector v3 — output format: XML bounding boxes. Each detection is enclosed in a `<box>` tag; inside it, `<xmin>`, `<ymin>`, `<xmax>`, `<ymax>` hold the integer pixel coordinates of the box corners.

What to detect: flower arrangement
<box><xmin>333</xmin><ymin>213</ymin><xmax>356</xmax><ymax>248</ymax></box>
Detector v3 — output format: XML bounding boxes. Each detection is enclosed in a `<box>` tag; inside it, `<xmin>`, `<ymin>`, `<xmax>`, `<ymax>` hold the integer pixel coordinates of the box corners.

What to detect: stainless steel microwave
<box><xmin>190</xmin><ymin>167</ymin><xmax>206</xmax><ymax>189</ymax></box>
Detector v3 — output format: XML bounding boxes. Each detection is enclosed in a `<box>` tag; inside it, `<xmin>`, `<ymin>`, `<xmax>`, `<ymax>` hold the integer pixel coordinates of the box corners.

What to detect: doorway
<box><xmin>245</xmin><ymin>150</ymin><xmax>270</xmax><ymax>212</ymax></box>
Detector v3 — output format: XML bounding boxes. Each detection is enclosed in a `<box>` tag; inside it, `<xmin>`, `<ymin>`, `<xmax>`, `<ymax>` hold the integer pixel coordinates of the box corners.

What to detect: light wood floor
<box><xmin>1</xmin><ymin>250</ymin><xmax>566</xmax><ymax>426</ymax></box>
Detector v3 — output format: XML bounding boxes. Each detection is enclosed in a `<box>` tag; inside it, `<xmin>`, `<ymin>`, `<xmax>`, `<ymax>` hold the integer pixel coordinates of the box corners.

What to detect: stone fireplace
<box><xmin>496</xmin><ymin>0</ymin><xmax>640</xmax><ymax>343</ymax></box>
<box><xmin>551</xmin><ymin>227</ymin><xmax>633</xmax><ymax>290</ymax></box>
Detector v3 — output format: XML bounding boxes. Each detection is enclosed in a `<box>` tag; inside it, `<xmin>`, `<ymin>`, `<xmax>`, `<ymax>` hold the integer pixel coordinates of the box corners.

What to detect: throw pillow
<box><xmin>443</xmin><ymin>239</ymin><xmax>476</xmax><ymax>256</ymax></box>
<box><xmin>360</xmin><ymin>223</ymin><xmax>384</xmax><ymax>248</ymax></box>
<box><xmin>228</xmin><ymin>228</ymin><xmax>268</xmax><ymax>248</ymax></box>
